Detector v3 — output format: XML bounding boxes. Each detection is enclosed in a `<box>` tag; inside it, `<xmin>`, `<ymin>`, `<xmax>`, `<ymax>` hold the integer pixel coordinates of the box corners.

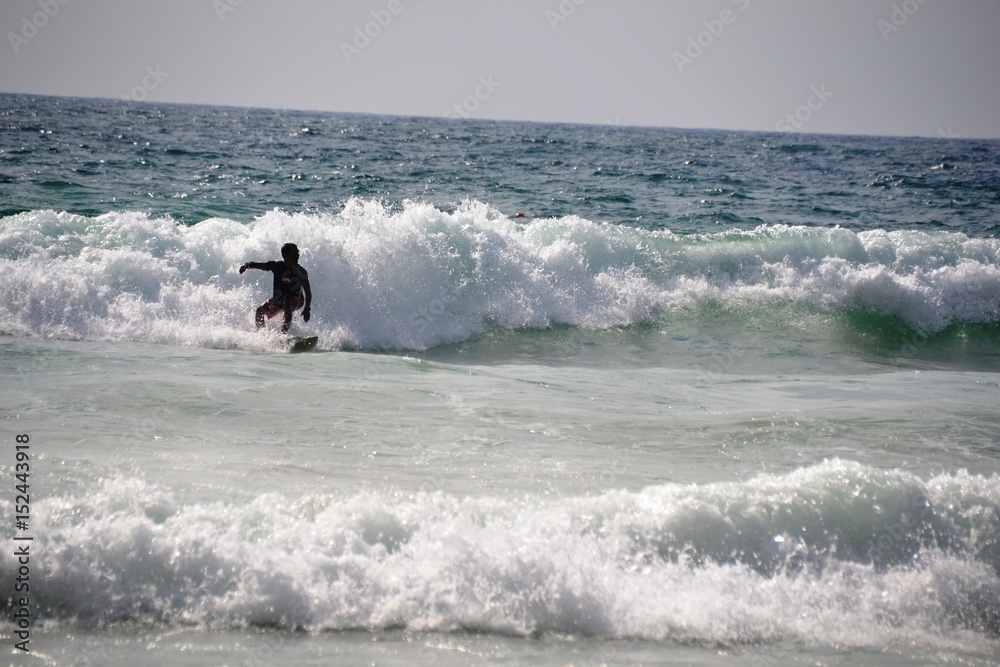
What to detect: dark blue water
<box><xmin>3</xmin><ymin>94</ymin><xmax>998</xmax><ymax>235</ymax></box>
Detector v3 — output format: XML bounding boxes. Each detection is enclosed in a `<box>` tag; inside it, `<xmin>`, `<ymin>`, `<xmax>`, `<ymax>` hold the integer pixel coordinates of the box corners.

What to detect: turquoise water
<box><xmin>1</xmin><ymin>94</ymin><xmax>999</xmax><ymax>666</ymax></box>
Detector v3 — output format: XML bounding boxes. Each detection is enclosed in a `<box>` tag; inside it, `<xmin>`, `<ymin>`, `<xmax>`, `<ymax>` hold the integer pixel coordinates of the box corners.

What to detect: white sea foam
<box><xmin>1</xmin><ymin>203</ymin><xmax>998</xmax><ymax>350</ymax></box>
<box><xmin>3</xmin><ymin>460</ymin><xmax>997</xmax><ymax>650</ymax></box>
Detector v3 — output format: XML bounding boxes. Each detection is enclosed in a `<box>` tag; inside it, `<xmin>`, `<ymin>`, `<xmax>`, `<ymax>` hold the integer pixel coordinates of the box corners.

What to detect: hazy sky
<box><xmin>2</xmin><ymin>0</ymin><xmax>999</xmax><ymax>138</ymax></box>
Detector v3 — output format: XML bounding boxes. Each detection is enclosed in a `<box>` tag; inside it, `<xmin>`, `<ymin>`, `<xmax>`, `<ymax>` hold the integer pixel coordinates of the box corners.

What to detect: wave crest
<box><xmin>1</xmin><ymin>201</ymin><xmax>998</xmax><ymax>350</ymax></box>
<box><xmin>3</xmin><ymin>461</ymin><xmax>998</xmax><ymax>649</ymax></box>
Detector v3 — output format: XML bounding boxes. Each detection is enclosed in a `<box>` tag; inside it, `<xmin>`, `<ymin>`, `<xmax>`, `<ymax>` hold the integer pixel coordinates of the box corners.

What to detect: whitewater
<box><xmin>3</xmin><ymin>202</ymin><xmax>998</xmax><ymax>359</ymax></box>
<box><xmin>1</xmin><ymin>95</ymin><xmax>999</xmax><ymax>666</ymax></box>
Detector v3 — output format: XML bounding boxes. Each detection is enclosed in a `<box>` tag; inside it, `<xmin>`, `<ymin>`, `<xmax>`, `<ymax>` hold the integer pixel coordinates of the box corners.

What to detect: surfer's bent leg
<box><xmin>281</xmin><ymin>301</ymin><xmax>294</xmax><ymax>333</ymax></box>
<box><xmin>255</xmin><ymin>299</ymin><xmax>276</xmax><ymax>329</ymax></box>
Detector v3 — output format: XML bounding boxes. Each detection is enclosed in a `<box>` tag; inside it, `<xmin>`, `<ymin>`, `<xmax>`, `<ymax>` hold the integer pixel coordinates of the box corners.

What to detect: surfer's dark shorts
<box><xmin>263</xmin><ymin>292</ymin><xmax>305</xmax><ymax>312</ymax></box>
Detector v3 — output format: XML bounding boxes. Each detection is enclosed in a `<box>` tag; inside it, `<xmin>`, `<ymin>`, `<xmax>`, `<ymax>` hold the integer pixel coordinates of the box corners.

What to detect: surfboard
<box><xmin>287</xmin><ymin>335</ymin><xmax>318</xmax><ymax>353</ymax></box>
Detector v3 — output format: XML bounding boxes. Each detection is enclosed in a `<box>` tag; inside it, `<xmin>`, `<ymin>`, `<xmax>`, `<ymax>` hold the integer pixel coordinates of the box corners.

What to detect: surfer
<box><xmin>239</xmin><ymin>243</ymin><xmax>312</xmax><ymax>333</ymax></box>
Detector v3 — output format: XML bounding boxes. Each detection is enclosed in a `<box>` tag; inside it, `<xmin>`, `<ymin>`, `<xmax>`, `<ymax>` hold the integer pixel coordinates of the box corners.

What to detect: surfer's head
<box><xmin>281</xmin><ymin>243</ymin><xmax>299</xmax><ymax>264</ymax></box>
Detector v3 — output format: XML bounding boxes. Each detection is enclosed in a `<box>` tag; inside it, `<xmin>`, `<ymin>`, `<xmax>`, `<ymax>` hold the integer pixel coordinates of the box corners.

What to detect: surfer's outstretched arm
<box><xmin>239</xmin><ymin>262</ymin><xmax>267</xmax><ymax>273</ymax></box>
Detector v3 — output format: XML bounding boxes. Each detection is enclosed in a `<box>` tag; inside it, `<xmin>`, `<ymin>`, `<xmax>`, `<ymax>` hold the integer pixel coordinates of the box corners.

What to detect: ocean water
<box><xmin>1</xmin><ymin>94</ymin><xmax>999</xmax><ymax>666</ymax></box>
